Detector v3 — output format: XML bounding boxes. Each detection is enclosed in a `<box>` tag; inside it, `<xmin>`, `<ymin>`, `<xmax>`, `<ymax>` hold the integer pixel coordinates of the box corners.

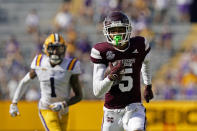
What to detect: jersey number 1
<box><xmin>50</xmin><ymin>77</ymin><xmax>57</xmax><ymax>97</ymax></box>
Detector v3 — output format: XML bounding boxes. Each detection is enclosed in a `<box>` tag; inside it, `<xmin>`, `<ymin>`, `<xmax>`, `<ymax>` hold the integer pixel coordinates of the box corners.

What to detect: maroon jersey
<box><xmin>90</xmin><ymin>36</ymin><xmax>150</xmax><ymax>109</ymax></box>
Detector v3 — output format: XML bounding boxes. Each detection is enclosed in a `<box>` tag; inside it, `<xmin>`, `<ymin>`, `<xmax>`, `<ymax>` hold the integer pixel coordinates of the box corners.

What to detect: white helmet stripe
<box><xmin>54</xmin><ymin>33</ymin><xmax>59</xmax><ymax>43</ymax></box>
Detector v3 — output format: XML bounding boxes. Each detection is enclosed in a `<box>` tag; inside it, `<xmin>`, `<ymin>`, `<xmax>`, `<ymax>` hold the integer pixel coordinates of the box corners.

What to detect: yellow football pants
<box><xmin>39</xmin><ymin>109</ymin><xmax>68</xmax><ymax>131</ymax></box>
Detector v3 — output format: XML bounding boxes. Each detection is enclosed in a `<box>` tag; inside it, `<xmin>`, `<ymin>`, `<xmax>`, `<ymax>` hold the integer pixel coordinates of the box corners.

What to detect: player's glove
<box><xmin>144</xmin><ymin>85</ymin><xmax>154</xmax><ymax>103</ymax></box>
<box><xmin>49</xmin><ymin>101</ymin><xmax>67</xmax><ymax>112</ymax></box>
<box><xmin>108</xmin><ymin>60</ymin><xmax>124</xmax><ymax>81</ymax></box>
<box><xmin>9</xmin><ymin>103</ymin><xmax>20</xmax><ymax>117</ymax></box>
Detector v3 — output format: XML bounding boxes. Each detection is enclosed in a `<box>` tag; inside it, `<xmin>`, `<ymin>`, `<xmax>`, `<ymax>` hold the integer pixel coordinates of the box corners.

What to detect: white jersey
<box><xmin>31</xmin><ymin>54</ymin><xmax>81</xmax><ymax>109</ymax></box>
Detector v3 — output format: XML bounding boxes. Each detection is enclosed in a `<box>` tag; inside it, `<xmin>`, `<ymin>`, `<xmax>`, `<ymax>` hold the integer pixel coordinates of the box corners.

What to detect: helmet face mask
<box><xmin>43</xmin><ymin>33</ymin><xmax>66</xmax><ymax>65</ymax></box>
<box><xmin>103</xmin><ymin>11</ymin><xmax>132</xmax><ymax>47</ymax></box>
<box><xmin>47</xmin><ymin>43</ymin><xmax>65</xmax><ymax>55</ymax></box>
<box><xmin>47</xmin><ymin>43</ymin><xmax>66</xmax><ymax>64</ymax></box>
<box><xmin>107</xmin><ymin>26</ymin><xmax>127</xmax><ymax>46</ymax></box>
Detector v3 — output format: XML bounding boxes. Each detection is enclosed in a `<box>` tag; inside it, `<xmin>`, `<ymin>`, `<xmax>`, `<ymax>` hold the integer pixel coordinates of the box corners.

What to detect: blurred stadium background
<box><xmin>1</xmin><ymin>0</ymin><xmax>197</xmax><ymax>130</ymax></box>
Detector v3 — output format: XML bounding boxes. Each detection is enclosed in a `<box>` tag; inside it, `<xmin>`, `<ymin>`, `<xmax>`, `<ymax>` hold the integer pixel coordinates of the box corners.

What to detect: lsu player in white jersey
<box><xmin>9</xmin><ymin>33</ymin><xmax>83</xmax><ymax>131</ymax></box>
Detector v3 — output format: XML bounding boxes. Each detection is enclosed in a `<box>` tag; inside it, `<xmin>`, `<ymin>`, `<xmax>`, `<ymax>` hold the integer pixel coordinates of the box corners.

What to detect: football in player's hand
<box><xmin>104</xmin><ymin>60</ymin><xmax>124</xmax><ymax>84</ymax></box>
<box><xmin>104</xmin><ymin>65</ymin><xmax>111</xmax><ymax>78</ymax></box>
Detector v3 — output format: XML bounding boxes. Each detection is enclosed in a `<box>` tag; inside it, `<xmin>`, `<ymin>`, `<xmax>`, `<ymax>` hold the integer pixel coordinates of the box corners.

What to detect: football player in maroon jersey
<box><xmin>90</xmin><ymin>11</ymin><xmax>153</xmax><ymax>131</ymax></box>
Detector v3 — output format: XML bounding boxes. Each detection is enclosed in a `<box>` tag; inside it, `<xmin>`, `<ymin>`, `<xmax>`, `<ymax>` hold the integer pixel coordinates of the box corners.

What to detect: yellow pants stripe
<box><xmin>39</xmin><ymin>110</ymin><xmax>50</xmax><ymax>131</ymax></box>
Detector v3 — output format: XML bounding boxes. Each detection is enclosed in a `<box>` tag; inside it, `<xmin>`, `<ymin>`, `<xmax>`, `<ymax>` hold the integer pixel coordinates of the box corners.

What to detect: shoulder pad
<box><xmin>35</xmin><ymin>54</ymin><xmax>43</xmax><ymax>67</ymax></box>
<box><xmin>66</xmin><ymin>57</ymin><xmax>78</xmax><ymax>71</ymax></box>
<box><xmin>90</xmin><ymin>42</ymin><xmax>112</xmax><ymax>64</ymax></box>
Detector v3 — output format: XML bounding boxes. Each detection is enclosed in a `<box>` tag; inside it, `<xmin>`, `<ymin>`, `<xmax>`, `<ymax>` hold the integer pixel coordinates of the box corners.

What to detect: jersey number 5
<box><xmin>50</xmin><ymin>77</ymin><xmax>57</xmax><ymax>97</ymax></box>
<box><xmin>119</xmin><ymin>68</ymin><xmax>133</xmax><ymax>92</ymax></box>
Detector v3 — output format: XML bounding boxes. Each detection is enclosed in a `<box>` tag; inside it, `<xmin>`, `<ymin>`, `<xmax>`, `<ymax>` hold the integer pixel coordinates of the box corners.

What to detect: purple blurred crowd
<box><xmin>0</xmin><ymin>0</ymin><xmax>196</xmax><ymax>101</ymax></box>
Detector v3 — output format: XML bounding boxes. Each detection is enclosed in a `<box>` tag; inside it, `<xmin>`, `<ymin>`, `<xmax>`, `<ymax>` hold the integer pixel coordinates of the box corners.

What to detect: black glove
<box><xmin>108</xmin><ymin>60</ymin><xmax>124</xmax><ymax>81</ymax></box>
<box><xmin>144</xmin><ymin>84</ymin><xmax>154</xmax><ymax>103</ymax></box>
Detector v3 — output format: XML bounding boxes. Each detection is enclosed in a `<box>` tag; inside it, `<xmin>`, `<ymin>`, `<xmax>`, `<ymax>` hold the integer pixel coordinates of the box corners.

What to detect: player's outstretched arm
<box><xmin>9</xmin><ymin>69</ymin><xmax>36</xmax><ymax>117</ymax></box>
<box><xmin>68</xmin><ymin>74</ymin><xmax>83</xmax><ymax>106</ymax></box>
<box><xmin>141</xmin><ymin>54</ymin><xmax>154</xmax><ymax>103</ymax></box>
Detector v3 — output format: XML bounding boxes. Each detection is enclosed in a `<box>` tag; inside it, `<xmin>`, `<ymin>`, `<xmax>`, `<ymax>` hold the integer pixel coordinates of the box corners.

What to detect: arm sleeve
<box><xmin>141</xmin><ymin>53</ymin><xmax>152</xmax><ymax>85</ymax></box>
<box><xmin>93</xmin><ymin>63</ymin><xmax>113</xmax><ymax>98</ymax></box>
<box><xmin>12</xmin><ymin>72</ymin><xmax>32</xmax><ymax>103</ymax></box>
<box><xmin>145</xmin><ymin>38</ymin><xmax>150</xmax><ymax>51</ymax></box>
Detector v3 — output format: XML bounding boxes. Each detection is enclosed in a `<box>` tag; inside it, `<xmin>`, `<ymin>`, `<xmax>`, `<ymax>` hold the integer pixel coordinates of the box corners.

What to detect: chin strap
<box><xmin>113</xmin><ymin>42</ymin><xmax>130</xmax><ymax>52</ymax></box>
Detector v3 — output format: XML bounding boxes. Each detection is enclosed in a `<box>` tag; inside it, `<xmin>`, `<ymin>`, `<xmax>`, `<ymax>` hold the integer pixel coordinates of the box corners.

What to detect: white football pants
<box><xmin>102</xmin><ymin>103</ymin><xmax>146</xmax><ymax>131</ymax></box>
